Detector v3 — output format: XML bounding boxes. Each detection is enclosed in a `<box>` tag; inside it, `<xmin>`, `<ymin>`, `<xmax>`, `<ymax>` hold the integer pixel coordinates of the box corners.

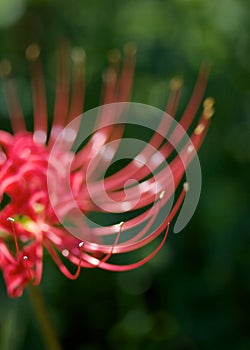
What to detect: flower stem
<box><xmin>27</xmin><ymin>284</ymin><xmax>62</xmax><ymax>350</ymax></box>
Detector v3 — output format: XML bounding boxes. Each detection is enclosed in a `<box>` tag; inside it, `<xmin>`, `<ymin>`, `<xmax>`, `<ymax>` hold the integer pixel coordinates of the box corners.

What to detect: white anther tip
<box><xmin>183</xmin><ymin>182</ymin><xmax>189</xmax><ymax>192</ymax></box>
<box><xmin>159</xmin><ymin>190</ymin><xmax>165</xmax><ymax>200</ymax></box>
<box><xmin>7</xmin><ymin>217</ymin><xmax>15</xmax><ymax>222</ymax></box>
<box><xmin>187</xmin><ymin>145</ymin><xmax>194</xmax><ymax>154</ymax></box>
<box><xmin>117</xmin><ymin>221</ymin><xmax>124</xmax><ymax>228</ymax></box>
<box><xmin>79</xmin><ymin>242</ymin><xmax>84</xmax><ymax>248</ymax></box>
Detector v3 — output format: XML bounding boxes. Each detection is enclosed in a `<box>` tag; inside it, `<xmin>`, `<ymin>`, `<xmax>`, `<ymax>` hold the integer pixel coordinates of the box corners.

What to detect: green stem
<box><xmin>27</xmin><ymin>284</ymin><xmax>62</xmax><ymax>350</ymax></box>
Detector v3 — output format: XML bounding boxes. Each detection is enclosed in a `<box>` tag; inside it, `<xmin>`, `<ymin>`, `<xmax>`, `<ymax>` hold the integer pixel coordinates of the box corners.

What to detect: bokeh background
<box><xmin>0</xmin><ymin>0</ymin><xmax>249</xmax><ymax>349</ymax></box>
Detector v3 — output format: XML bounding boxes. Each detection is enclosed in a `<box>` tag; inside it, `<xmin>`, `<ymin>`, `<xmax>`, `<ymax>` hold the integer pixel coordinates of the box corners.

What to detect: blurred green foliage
<box><xmin>0</xmin><ymin>0</ymin><xmax>249</xmax><ymax>349</ymax></box>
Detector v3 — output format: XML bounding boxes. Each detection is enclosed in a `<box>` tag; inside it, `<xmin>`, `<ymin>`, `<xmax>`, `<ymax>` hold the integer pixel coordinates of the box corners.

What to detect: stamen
<box><xmin>52</xmin><ymin>42</ymin><xmax>70</xmax><ymax>133</ymax></box>
<box><xmin>70</xmin><ymin>241</ymin><xmax>85</xmax><ymax>279</ymax></box>
<box><xmin>86</xmin><ymin>222</ymin><xmax>171</xmax><ymax>271</ymax></box>
<box><xmin>123</xmin><ymin>43</ymin><xmax>137</xmax><ymax>57</ymax></box>
<box><xmin>178</xmin><ymin>64</ymin><xmax>210</xmax><ymax>130</ymax></box>
<box><xmin>102</xmin><ymin>50</ymin><xmax>118</xmax><ymax>104</ymax></box>
<box><xmin>96</xmin><ymin>221</ymin><xmax>124</xmax><ymax>267</ymax></box>
<box><xmin>7</xmin><ymin>217</ymin><xmax>19</xmax><ymax>259</ymax></box>
<box><xmin>170</xmin><ymin>77</ymin><xmax>182</xmax><ymax>91</ymax></box>
<box><xmin>45</xmin><ymin>241</ymin><xmax>85</xmax><ymax>280</ymax></box>
<box><xmin>117</xmin><ymin>43</ymin><xmax>136</xmax><ymax>102</ymax></box>
<box><xmin>166</xmin><ymin>77</ymin><xmax>183</xmax><ymax>116</ymax></box>
<box><xmin>23</xmin><ymin>255</ymin><xmax>34</xmax><ymax>283</ymax></box>
<box><xmin>121</xmin><ymin>191</ymin><xmax>165</xmax><ymax>246</ymax></box>
<box><xmin>102</xmin><ymin>68</ymin><xmax>117</xmax><ymax>84</ymax></box>
<box><xmin>203</xmin><ymin>97</ymin><xmax>215</xmax><ymax>109</ymax></box>
<box><xmin>187</xmin><ymin>145</ymin><xmax>194</xmax><ymax>154</ymax></box>
<box><xmin>26</xmin><ymin>43</ymin><xmax>48</xmax><ymax>144</ymax></box>
<box><xmin>204</xmin><ymin>107</ymin><xmax>214</xmax><ymax>120</ymax></box>
<box><xmin>62</xmin><ymin>249</ymin><xmax>69</xmax><ymax>257</ymax></box>
<box><xmin>71</xmin><ymin>47</ymin><xmax>86</xmax><ymax>63</ymax></box>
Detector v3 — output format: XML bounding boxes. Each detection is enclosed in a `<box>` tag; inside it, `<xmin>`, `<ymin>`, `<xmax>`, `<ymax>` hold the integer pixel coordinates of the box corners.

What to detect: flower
<box><xmin>0</xmin><ymin>43</ymin><xmax>214</xmax><ymax>297</ymax></box>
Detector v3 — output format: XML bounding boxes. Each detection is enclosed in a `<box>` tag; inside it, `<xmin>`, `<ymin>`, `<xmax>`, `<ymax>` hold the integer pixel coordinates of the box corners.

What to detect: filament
<box><xmin>23</xmin><ymin>256</ymin><xmax>35</xmax><ymax>283</ymax></box>
<box><xmin>7</xmin><ymin>217</ymin><xmax>19</xmax><ymax>260</ymax></box>
<box><xmin>44</xmin><ymin>241</ymin><xmax>85</xmax><ymax>280</ymax></box>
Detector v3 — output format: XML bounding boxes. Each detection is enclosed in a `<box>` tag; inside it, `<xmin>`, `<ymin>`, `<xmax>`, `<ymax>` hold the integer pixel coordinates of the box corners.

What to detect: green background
<box><xmin>0</xmin><ymin>0</ymin><xmax>249</xmax><ymax>349</ymax></box>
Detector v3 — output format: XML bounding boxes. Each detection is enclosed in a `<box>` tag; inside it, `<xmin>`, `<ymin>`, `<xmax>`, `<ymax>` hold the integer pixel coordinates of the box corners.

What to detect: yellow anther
<box><xmin>203</xmin><ymin>97</ymin><xmax>215</xmax><ymax>109</ymax></box>
<box><xmin>170</xmin><ymin>77</ymin><xmax>182</xmax><ymax>90</ymax></box>
<box><xmin>194</xmin><ymin>124</ymin><xmax>205</xmax><ymax>135</ymax></box>
<box><xmin>25</xmin><ymin>43</ymin><xmax>41</xmax><ymax>61</ymax></box>
<box><xmin>123</xmin><ymin>42</ymin><xmax>137</xmax><ymax>56</ymax></box>
<box><xmin>107</xmin><ymin>49</ymin><xmax>121</xmax><ymax>63</ymax></box>
<box><xmin>71</xmin><ymin>47</ymin><xmax>86</xmax><ymax>63</ymax></box>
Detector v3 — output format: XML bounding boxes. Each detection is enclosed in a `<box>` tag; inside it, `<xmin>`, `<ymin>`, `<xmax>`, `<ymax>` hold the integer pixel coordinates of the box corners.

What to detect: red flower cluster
<box><xmin>0</xmin><ymin>43</ymin><xmax>214</xmax><ymax>297</ymax></box>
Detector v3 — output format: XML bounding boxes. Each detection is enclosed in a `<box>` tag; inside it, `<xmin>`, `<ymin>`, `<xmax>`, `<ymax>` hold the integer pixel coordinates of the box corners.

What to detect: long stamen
<box><xmin>179</xmin><ymin>64</ymin><xmax>210</xmax><ymax>130</ymax></box>
<box><xmin>83</xmin><ymin>223</ymin><xmax>170</xmax><ymax>271</ymax></box>
<box><xmin>102</xmin><ymin>49</ymin><xmax>120</xmax><ymax>104</ymax></box>
<box><xmin>67</xmin><ymin>47</ymin><xmax>86</xmax><ymax>123</ymax></box>
<box><xmin>7</xmin><ymin>217</ymin><xmax>19</xmax><ymax>259</ymax></box>
<box><xmin>26</xmin><ymin>43</ymin><xmax>48</xmax><ymax>144</ymax></box>
<box><xmin>125</xmin><ymin>190</ymin><xmax>165</xmax><ymax>245</ymax></box>
<box><xmin>96</xmin><ymin>221</ymin><xmax>124</xmax><ymax>266</ymax></box>
<box><xmin>45</xmin><ymin>241</ymin><xmax>85</xmax><ymax>280</ymax></box>
<box><xmin>23</xmin><ymin>256</ymin><xmax>34</xmax><ymax>283</ymax></box>
<box><xmin>53</xmin><ymin>42</ymin><xmax>70</xmax><ymax>129</ymax></box>
<box><xmin>117</xmin><ymin>43</ymin><xmax>136</xmax><ymax>102</ymax></box>
<box><xmin>49</xmin><ymin>47</ymin><xmax>86</xmax><ymax>149</ymax></box>
<box><xmin>166</xmin><ymin>77</ymin><xmax>182</xmax><ymax>116</ymax></box>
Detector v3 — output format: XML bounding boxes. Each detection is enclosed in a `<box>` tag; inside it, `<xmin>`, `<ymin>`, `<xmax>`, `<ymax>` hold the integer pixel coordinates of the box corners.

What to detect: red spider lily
<box><xmin>0</xmin><ymin>43</ymin><xmax>214</xmax><ymax>297</ymax></box>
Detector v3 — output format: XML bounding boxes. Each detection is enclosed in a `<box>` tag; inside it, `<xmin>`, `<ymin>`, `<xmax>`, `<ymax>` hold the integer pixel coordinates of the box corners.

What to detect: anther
<box><xmin>183</xmin><ymin>182</ymin><xmax>189</xmax><ymax>192</ymax></box>
<box><xmin>203</xmin><ymin>97</ymin><xmax>215</xmax><ymax>109</ymax></box>
<box><xmin>203</xmin><ymin>97</ymin><xmax>215</xmax><ymax>120</ymax></box>
<box><xmin>117</xmin><ymin>221</ymin><xmax>124</xmax><ymax>228</ymax></box>
<box><xmin>159</xmin><ymin>190</ymin><xmax>166</xmax><ymax>200</ymax></box>
<box><xmin>187</xmin><ymin>145</ymin><xmax>194</xmax><ymax>154</ymax></box>
<box><xmin>194</xmin><ymin>123</ymin><xmax>205</xmax><ymax>135</ymax></box>
<box><xmin>62</xmin><ymin>249</ymin><xmax>69</xmax><ymax>257</ymax></box>
<box><xmin>25</xmin><ymin>43</ymin><xmax>41</xmax><ymax>62</ymax></box>
<box><xmin>7</xmin><ymin>217</ymin><xmax>15</xmax><ymax>223</ymax></box>
<box><xmin>123</xmin><ymin>42</ymin><xmax>137</xmax><ymax>56</ymax></box>
<box><xmin>79</xmin><ymin>241</ymin><xmax>85</xmax><ymax>248</ymax></box>
<box><xmin>71</xmin><ymin>47</ymin><xmax>86</xmax><ymax>63</ymax></box>
<box><xmin>170</xmin><ymin>77</ymin><xmax>182</xmax><ymax>91</ymax></box>
<box><xmin>68</xmin><ymin>242</ymin><xmax>85</xmax><ymax>279</ymax></box>
<box><xmin>107</xmin><ymin>49</ymin><xmax>121</xmax><ymax>64</ymax></box>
